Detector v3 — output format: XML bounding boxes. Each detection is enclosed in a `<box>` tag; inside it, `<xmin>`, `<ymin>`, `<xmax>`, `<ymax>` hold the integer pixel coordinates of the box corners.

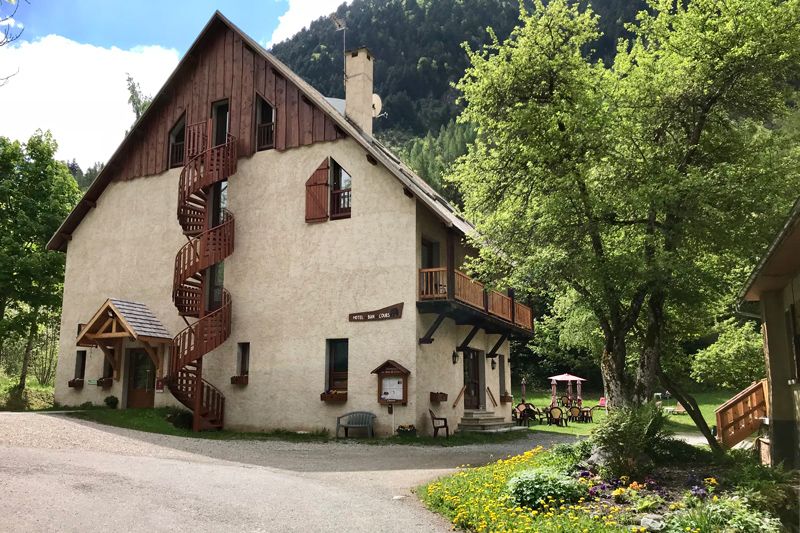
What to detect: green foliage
<box><xmin>664</xmin><ymin>497</ymin><xmax>781</xmax><ymax>533</ymax></box>
<box><xmin>691</xmin><ymin>318</ymin><xmax>765</xmax><ymax>389</ymax></box>
<box><xmin>0</xmin><ymin>385</ymin><xmax>54</xmax><ymax>411</ymax></box>
<box><xmin>397</xmin><ymin>120</ymin><xmax>477</xmax><ymax>206</ymax></box>
<box><xmin>66</xmin><ymin>159</ymin><xmax>105</xmax><ymax>191</ymax></box>
<box><xmin>103</xmin><ymin>395</ymin><xmax>119</xmax><ymax>409</ymax></box>
<box><xmin>126</xmin><ymin>73</ymin><xmax>152</xmax><ymax>123</ymax></box>
<box><xmin>449</xmin><ymin>0</ymin><xmax>800</xmax><ymax>408</ymax></box>
<box><xmin>508</xmin><ymin>469</ymin><xmax>587</xmax><ymax>508</ymax></box>
<box><xmin>590</xmin><ymin>403</ymin><xmax>671</xmax><ymax>477</ymax></box>
<box><xmin>722</xmin><ymin>449</ymin><xmax>799</xmax><ymax>517</ymax></box>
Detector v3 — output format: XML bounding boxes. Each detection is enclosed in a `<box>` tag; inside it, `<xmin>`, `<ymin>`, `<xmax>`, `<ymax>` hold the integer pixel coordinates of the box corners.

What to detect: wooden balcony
<box><xmin>419</xmin><ymin>267</ymin><xmax>534</xmax><ymax>338</ymax></box>
<box><xmin>330</xmin><ymin>188</ymin><xmax>351</xmax><ymax>219</ymax></box>
<box><xmin>257</xmin><ymin>122</ymin><xmax>275</xmax><ymax>151</ymax></box>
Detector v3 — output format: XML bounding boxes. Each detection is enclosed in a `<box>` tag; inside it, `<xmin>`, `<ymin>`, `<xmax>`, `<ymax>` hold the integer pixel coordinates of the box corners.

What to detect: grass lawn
<box><xmin>69</xmin><ymin>407</ymin><xmax>534</xmax><ymax>446</ymax></box>
<box><xmin>0</xmin><ymin>373</ymin><xmax>54</xmax><ymax>392</ymax></box>
<box><xmin>509</xmin><ymin>388</ymin><xmax>737</xmax><ymax>437</ymax></box>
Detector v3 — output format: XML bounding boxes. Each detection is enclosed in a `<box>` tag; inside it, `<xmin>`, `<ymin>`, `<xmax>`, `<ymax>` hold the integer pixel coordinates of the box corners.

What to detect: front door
<box><xmin>463</xmin><ymin>350</ymin><xmax>480</xmax><ymax>410</ymax></box>
<box><xmin>126</xmin><ymin>349</ymin><xmax>155</xmax><ymax>409</ymax></box>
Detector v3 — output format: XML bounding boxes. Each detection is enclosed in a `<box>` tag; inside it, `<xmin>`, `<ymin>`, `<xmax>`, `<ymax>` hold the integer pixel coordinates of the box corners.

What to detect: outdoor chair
<box><xmin>515</xmin><ymin>403</ymin><xmax>533</xmax><ymax>427</ymax></box>
<box><xmin>582</xmin><ymin>406</ymin><xmax>596</xmax><ymax>423</ymax></box>
<box><xmin>335</xmin><ymin>411</ymin><xmax>377</xmax><ymax>438</ymax></box>
<box><xmin>525</xmin><ymin>403</ymin><xmax>545</xmax><ymax>425</ymax></box>
<box><xmin>559</xmin><ymin>395</ymin><xmax>570</xmax><ymax>406</ymax></box>
<box><xmin>674</xmin><ymin>402</ymin><xmax>688</xmax><ymax>414</ymax></box>
<box><xmin>548</xmin><ymin>406</ymin><xmax>567</xmax><ymax>427</ymax></box>
<box><xmin>569</xmin><ymin>406</ymin><xmax>582</xmax><ymax>422</ymax></box>
<box><xmin>429</xmin><ymin>409</ymin><xmax>449</xmax><ymax>438</ymax></box>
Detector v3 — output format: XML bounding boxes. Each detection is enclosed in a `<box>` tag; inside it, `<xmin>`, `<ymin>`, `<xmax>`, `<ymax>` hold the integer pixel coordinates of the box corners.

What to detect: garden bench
<box><xmin>335</xmin><ymin>411</ymin><xmax>377</xmax><ymax>438</ymax></box>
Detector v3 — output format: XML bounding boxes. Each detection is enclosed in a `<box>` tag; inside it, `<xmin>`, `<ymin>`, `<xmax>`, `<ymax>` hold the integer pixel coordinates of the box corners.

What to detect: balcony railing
<box><xmin>330</xmin><ymin>188</ymin><xmax>351</xmax><ymax>219</ymax></box>
<box><xmin>419</xmin><ymin>268</ymin><xmax>533</xmax><ymax>331</ymax></box>
<box><xmin>170</xmin><ymin>141</ymin><xmax>185</xmax><ymax>168</ymax></box>
<box><xmin>257</xmin><ymin>122</ymin><xmax>275</xmax><ymax>151</ymax></box>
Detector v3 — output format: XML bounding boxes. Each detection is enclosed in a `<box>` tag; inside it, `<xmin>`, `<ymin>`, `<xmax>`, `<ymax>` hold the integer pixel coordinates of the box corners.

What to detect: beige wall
<box><xmin>55</xmin><ymin>135</ymin><xmax>515</xmax><ymax>436</ymax></box>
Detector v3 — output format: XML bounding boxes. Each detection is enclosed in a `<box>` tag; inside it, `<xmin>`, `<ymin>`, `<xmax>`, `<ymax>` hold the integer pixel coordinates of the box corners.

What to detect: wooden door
<box><xmin>127</xmin><ymin>349</ymin><xmax>155</xmax><ymax>409</ymax></box>
<box><xmin>463</xmin><ymin>350</ymin><xmax>480</xmax><ymax>410</ymax></box>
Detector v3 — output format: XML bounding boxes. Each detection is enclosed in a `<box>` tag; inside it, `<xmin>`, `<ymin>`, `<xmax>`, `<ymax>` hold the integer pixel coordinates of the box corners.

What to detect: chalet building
<box><xmin>48</xmin><ymin>12</ymin><xmax>534</xmax><ymax>435</ymax></box>
<box><xmin>740</xmin><ymin>199</ymin><xmax>800</xmax><ymax>469</ymax></box>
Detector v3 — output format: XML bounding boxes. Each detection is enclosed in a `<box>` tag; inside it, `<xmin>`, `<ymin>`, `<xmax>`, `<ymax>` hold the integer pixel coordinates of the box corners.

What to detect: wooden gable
<box><xmin>107</xmin><ymin>17</ymin><xmax>345</xmax><ymax>185</ymax></box>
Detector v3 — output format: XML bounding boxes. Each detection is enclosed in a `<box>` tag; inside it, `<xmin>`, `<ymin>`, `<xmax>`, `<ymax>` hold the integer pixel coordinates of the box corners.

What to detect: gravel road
<box><xmin>0</xmin><ymin>413</ymin><xmax>577</xmax><ymax>532</ymax></box>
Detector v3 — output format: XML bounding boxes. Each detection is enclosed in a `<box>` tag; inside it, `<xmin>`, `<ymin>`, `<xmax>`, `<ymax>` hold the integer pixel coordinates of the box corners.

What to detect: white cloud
<box><xmin>266</xmin><ymin>0</ymin><xmax>353</xmax><ymax>48</ymax></box>
<box><xmin>0</xmin><ymin>35</ymin><xmax>179</xmax><ymax>169</ymax></box>
<box><xmin>0</xmin><ymin>16</ymin><xmax>19</xmax><ymax>27</ymax></box>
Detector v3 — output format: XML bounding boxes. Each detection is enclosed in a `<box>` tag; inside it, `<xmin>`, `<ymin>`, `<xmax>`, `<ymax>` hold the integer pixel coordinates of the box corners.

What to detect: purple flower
<box><xmin>580</xmin><ymin>471</ymin><xmax>591</xmax><ymax>478</ymax></box>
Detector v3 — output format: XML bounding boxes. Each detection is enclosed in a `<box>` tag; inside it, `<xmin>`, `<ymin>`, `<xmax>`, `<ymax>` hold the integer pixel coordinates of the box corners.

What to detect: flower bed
<box><xmin>67</xmin><ymin>378</ymin><xmax>84</xmax><ymax>389</ymax></box>
<box><xmin>96</xmin><ymin>377</ymin><xmax>113</xmax><ymax>389</ymax></box>
<box><xmin>397</xmin><ymin>424</ymin><xmax>416</xmax><ymax>437</ymax></box>
<box><xmin>230</xmin><ymin>375</ymin><xmax>248</xmax><ymax>385</ymax></box>
<box><xmin>419</xmin><ymin>442</ymin><xmax>791</xmax><ymax>533</ymax></box>
<box><xmin>429</xmin><ymin>392</ymin><xmax>448</xmax><ymax>402</ymax></box>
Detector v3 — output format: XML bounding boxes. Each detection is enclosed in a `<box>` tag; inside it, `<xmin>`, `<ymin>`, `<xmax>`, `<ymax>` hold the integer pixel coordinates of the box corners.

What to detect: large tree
<box><xmin>0</xmin><ymin>131</ymin><xmax>81</xmax><ymax>389</ymax></box>
<box><xmin>450</xmin><ymin>0</ymin><xmax>800</xmax><ymax>449</ymax></box>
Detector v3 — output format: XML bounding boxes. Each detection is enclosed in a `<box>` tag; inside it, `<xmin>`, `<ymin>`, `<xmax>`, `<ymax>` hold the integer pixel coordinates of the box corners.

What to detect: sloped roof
<box><xmin>108</xmin><ymin>298</ymin><xmax>172</xmax><ymax>340</ymax></box>
<box><xmin>47</xmin><ymin>11</ymin><xmax>474</xmax><ymax>252</ymax></box>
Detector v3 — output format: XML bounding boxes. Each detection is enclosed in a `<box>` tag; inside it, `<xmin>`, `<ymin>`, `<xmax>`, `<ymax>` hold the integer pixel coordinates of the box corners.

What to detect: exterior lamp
<box><xmin>491</xmin><ymin>359</ymin><xmax>497</xmax><ymax>370</ymax></box>
<box><xmin>452</xmin><ymin>351</ymin><xmax>459</xmax><ymax>364</ymax></box>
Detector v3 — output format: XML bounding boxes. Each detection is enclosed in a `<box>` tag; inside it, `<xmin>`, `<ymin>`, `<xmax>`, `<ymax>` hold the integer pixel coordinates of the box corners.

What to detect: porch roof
<box><xmin>77</xmin><ymin>298</ymin><xmax>172</xmax><ymax>346</ymax></box>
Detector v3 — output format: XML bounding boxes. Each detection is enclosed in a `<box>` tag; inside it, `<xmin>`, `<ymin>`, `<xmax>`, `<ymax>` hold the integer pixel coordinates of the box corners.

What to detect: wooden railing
<box><xmin>185</xmin><ymin>121</ymin><xmax>207</xmax><ymax>159</ymax></box>
<box><xmin>257</xmin><ymin>122</ymin><xmax>275</xmax><ymax>151</ymax></box>
<box><xmin>418</xmin><ymin>268</ymin><xmax>534</xmax><ymax>331</ymax></box>
<box><xmin>455</xmin><ymin>270</ymin><xmax>485</xmax><ymax>309</ymax></box>
<box><xmin>715</xmin><ymin>379</ymin><xmax>768</xmax><ymax>449</ymax></box>
<box><xmin>171</xmin><ymin>289</ymin><xmax>232</xmax><ymax>376</ymax></box>
<box><xmin>419</xmin><ymin>268</ymin><xmax>447</xmax><ymax>299</ymax></box>
<box><xmin>330</xmin><ymin>188</ymin><xmax>351</xmax><ymax>219</ymax></box>
<box><xmin>488</xmin><ymin>291</ymin><xmax>512</xmax><ymax>322</ymax></box>
<box><xmin>169</xmin><ymin>141</ymin><xmax>185</xmax><ymax>168</ymax></box>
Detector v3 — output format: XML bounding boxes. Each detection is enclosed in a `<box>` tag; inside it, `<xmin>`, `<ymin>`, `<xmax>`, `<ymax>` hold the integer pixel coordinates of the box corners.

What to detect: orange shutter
<box><xmin>306</xmin><ymin>158</ymin><xmax>329</xmax><ymax>223</ymax></box>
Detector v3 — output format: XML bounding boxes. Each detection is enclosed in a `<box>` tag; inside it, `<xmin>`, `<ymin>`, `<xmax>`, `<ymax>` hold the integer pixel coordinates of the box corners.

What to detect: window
<box><xmin>421</xmin><ymin>238</ymin><xmax>440</xmax><ymax>269</ymax></box>
<box><xmin>75</xmin><ymin>351</ymin><xmax>87</xmax><ymax>380</ymax></box>
<box><xmin>211</xmin><ymin>100</ymin><xmax>230</xmax><ymax>147</ymax></box>
<box><xmin>330</xmin><ymin>159</ymin><xmax>352</xmax><ymax>220</ymax></box>
<box><xmin>327</xmin><ymin>339</ymin><xmax>348</xmax><ymax>391</ymax></box>
<box><xmin>256</xmin><ymin>95</ymin><xmax>275</xmax><ymax>151</ymax></box>
<box><xmin>237</xmin><ymin>343</ymin><xmax>250</xmax><ymax>376</ymax></box>
<box><xmin>169</xmin><ymin>115</ymin><xmax>186</xmax><ymax>168</ymax></box>
<box><xmin>102</xmin><ymin>351</ymin><xmax>114</xmax><ymax>379</ymax></box>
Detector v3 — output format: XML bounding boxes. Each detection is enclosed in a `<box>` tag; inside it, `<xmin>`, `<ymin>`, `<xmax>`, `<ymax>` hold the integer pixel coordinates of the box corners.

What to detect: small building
<box><xmin>740</xmin><ymin>199</ymin><xmax>800</xmax><ymax>468</ymax></box>
<box><xmin>47</xmin><ymin>12</ymin><xmax>534</xmax><ymax>435</ymax></box>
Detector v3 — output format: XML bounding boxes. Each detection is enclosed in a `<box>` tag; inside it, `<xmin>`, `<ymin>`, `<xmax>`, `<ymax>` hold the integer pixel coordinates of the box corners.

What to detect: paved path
<box><xmin>0</xmin><ymin>413</ymin><xmax>577</xmax><ymax>532</ymax></box>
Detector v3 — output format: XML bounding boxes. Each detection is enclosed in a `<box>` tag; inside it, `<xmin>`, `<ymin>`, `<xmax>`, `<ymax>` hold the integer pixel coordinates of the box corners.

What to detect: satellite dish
<box><xmin>372</xmin><ymin>94</ymin><xmax>382</xmax><ymax>117</ymax></box>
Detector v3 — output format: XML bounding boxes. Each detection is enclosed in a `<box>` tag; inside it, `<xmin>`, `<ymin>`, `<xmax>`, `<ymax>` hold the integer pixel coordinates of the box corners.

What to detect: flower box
<box><xmin>500</xmin><ymin>394</ymin><xmax>513</xmax><ymax>404</ymax></box>
<box><xmin>429</xmin><ymin>392</ymin><xmax>448</xmax><ymax>403</ymax></box>
<box><xmin>320</xmin><ymin>392</ymin><xmax>347</xmax><ymax>402</ymax></box>
<box><xmin>68</xmin><ymin>378</ymin><xmax>84</xmax><ymax>389</ymax></box>
<box><xmin>230</xmin><ymin>375</ymin><xmax>248</xmax><ymax>385</ymax></box>
<box><xmin>96</xmin><ymin>377</ymin><xmax>113</xmax><ymax>389</ymax></box>
<box><xmin>397</xmin><ymin>425</ymin><xmax>417</xmax><ymax>438</ymax></box>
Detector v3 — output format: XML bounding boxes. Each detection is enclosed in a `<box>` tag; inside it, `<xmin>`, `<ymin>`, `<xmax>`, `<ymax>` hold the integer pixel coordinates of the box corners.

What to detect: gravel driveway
<box><xmin>0</xmin><ymin>412</ymin><xmax>577</xmax><ymax>532</ymax></box>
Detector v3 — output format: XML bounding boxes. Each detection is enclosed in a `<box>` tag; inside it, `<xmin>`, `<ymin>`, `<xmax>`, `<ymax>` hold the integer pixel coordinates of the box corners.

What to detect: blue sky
<box><xmin>10</xmin><ymin>0</ymin><xmax>289</xmax><ymax>52</ymax></box>
<box><xmin>0</xmin><ymin>0</ymin><xmax>350</xmax><ymax>167</ymax></box>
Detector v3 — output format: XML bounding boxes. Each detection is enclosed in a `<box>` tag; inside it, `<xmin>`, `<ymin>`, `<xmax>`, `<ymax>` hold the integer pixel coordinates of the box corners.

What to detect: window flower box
<box><xmin>96</xmin><ymin>377</ymin><xmax>113</xmax><ymax>389</ymax></box>
<box><xmin>320</xmin><ymin>391</ymin><xmax>347</xmax><ymax>402</ymax></box>
<box><xmin>68</xmin><ymin>378</ymin><xmax>84</xmax><ymax>389</ymax></box>
<box><xmin>231</xmin><ymin>375</ymin><xmax>248</xmax><ymax>385</ymax></box>
<box><xmin>429</xmin><ymin>392</ymin><xmax>448</xmax><ymax>403</ymax></box>
<box><xmin>500</xmin><ymin>394</ymin><xmax>513</xmax><ymax>404</ymax></box>
<box><xmin>397</xmin><ymin>424</ymin><xmax>416</xmax><ymax>438</ymax></box>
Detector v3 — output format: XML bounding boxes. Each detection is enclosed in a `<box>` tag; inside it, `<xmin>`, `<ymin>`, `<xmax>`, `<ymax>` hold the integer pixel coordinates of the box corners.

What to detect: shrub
<box><xmin>507</xmin><ymin>469</ymin><xmax>587</xmax><ymax>508</ymax></box>
<box><xmin>664</xmin><ymin>496</ymin><xmax>781</xmax><ymax>533</ymax></box>
<box><xmin>648</xmin><ymin>432</ymin><xmax>714</xmax><ymax>464</ymax></box>
<box><xmin>722</xmin><ymin>449</ymin><xmax>799</xmax><ymax>522</ymax></box>
<box><xmin>79</xmin><ymin>401</ymin><xmax>93</xmax><ymax>410</ymax></box>
<box><xmin>104</xmin><ymin>396</ymin><xmax>119</xmax><ymax>409</ymax></box>
<box><xmin>590</xmin><ymin>402</ymin><xmax>668</xmax><ymax>478</ymax></box>
<box><xmin>166</xmin><ymin>409</ymin><xmax>194</xmax><ymax>430</ymax></box>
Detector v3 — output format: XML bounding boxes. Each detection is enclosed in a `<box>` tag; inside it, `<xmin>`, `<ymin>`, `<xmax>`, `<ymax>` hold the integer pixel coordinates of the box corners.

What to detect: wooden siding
<box><xmin>109</xmin><ymin>20</ymin><xmax>344</xmax><ymax>184</ymax></box>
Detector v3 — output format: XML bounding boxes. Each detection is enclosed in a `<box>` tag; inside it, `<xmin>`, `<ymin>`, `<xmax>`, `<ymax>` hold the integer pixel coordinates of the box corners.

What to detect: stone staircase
<box><xmin>457</xmin><ymin>410</ymin><xmax>521</xmax><ymax>434</ymax></box>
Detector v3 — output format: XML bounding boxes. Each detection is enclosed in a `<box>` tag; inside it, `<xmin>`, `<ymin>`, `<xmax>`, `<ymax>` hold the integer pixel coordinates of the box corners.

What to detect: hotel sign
<box><xmin>349</xmin><ymin>303</ymin><xmax>403</xmax><ymax>322</ymax></box>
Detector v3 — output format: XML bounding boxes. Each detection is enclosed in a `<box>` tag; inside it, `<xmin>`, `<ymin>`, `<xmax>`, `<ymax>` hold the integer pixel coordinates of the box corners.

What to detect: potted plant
<box><xmin>230</xmin><ymin>374</ymin><xmax>248</xmax><ymax>385</ymax></box>
<box><xmin>500</xmin><ymin>390</ymin><xmax>513</xmax><ymax>403</ymax></box>
<box><xmin>320</xmin><ymin>389</ymin><xmax>347</xmax><ymax>402</ymax></box>
<box><xmin>397</xmin><ymin>424</ymin><xmax>417</xmax><ymax>437</ymax></box>
<box><xmin>429</xmin><ymin>391</ymin><xmax>448</xmax><ymax>402</ymax></box>
<box><xmin>96</xmin><ymin>377</ymin><xmax>113</xmax><ymax>389</ymax></box>
<box><xmin>68</xmin><ymin>378</ymin><xmax>84</xmax><ymax>389</ymax></box>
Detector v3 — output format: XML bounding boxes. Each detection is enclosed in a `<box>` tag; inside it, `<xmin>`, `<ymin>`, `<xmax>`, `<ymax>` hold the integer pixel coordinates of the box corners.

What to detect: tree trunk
<box><xmin>658</xmin><ymin>364</ymin><xmax>724</xmax><ymax>456</ymax></box>
<box><xmin>17</xmin><ymin>310</ymin><xmax>38</xmax><ymax>391</ymax></box>
<box><xmin>600</xmin><ymin>331</ymin><xmax>633</xmax><ymax>408</ymax></box>
<box><xmin>635</xmin><ymin>290</ymin><xmax>665</xmax><ymax>403</ymax></box>
<box><xmin>0</xmin><ymin>297</ymin><xmax>6</xmax><ymax>370</ymax></box>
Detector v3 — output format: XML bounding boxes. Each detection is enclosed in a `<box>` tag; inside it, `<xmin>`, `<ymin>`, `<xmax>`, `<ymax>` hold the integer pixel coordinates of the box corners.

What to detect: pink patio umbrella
<box><xmin>548</xmin><ymin>373</ymin><xmax>587</xmax><ymax>407</ymax></box>
<box><xmin>521</xmin><ymin>378</ymin><xmax>526</xmax><ymax>404</ymax></box>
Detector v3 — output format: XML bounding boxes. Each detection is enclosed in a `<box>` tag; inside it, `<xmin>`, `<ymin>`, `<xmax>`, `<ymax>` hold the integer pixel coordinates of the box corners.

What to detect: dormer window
<box><xmin>256</xmin><ymin>95</ymin><xmax>275</xmax><ymax>151</ymax></box>
<box><xmin>330</xmin><ymin>159</ymin><xmax>351</xmax><ymax>220</ymax></box>
<box><xmin>169</xmin><ymin>115</ymin><xmax>186</xmax><ymax>168</ymax></box>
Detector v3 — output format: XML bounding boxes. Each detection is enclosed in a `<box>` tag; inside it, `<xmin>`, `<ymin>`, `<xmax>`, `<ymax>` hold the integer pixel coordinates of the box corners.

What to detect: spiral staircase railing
<box><xmin>167</xmin><ymin>120</ymin><xmax>236</xmax><ymax>431</ymax></box>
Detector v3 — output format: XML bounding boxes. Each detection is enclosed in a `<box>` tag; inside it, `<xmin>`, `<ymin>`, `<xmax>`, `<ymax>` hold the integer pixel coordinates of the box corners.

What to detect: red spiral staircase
<box><xmin>168</xmin><ymin>119</ymin><xmax>236</xmax><ymax>431</ymax></box>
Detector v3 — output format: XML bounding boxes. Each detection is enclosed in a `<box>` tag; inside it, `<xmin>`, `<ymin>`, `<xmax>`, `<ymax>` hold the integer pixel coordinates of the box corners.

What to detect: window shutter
<box><xmin>306</xmin><ymin>158</ymin><xmax>329</xmax><ymax>223</ymax></box>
